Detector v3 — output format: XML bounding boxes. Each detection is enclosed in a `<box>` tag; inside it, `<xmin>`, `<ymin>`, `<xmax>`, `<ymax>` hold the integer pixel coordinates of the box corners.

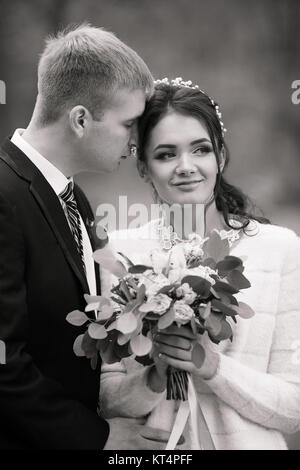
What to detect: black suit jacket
<box><xmin>0</xmin><ymin>138</ymin><xmax>109</xmax><ymax>449</ymax></box>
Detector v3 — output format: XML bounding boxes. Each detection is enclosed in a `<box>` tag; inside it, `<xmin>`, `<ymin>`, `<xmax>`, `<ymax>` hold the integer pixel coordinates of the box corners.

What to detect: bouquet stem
<box><xmin>167</xmin><ymin>367</ymin><xmax>188</xmax><ymax>401</ymax></box>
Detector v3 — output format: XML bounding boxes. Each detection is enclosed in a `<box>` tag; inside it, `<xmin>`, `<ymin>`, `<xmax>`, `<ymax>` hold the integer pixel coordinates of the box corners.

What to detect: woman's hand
<box><xmin>153</xmin><ymin>324</ymin><xmax>220</xmax><ymax>380</ymax></box>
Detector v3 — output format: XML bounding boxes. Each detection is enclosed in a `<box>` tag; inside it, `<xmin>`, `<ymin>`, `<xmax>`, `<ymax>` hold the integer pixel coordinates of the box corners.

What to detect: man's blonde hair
<box><xmin>37</xmin><ymin>23</ymin><xmax>153</xmax><ymax>125</ymax></box>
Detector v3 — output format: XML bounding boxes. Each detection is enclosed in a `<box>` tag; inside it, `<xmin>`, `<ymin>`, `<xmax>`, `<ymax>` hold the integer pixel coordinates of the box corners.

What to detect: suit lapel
<box><xmin>30</xmin><ymin>175</ymin><xmax>89</xmax><ymax>293</ymax></box>
<box><xmin>0</xmin><ymin>139</ymin><xmax>89</xmax><ymax>294</ymax></box>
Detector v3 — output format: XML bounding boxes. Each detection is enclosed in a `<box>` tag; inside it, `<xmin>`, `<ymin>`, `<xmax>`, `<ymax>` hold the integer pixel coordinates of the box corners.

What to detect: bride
<box><xmin>99</xmin><ymin>77</ymin><xmax>300</xmax><ymax>450</ymax></box>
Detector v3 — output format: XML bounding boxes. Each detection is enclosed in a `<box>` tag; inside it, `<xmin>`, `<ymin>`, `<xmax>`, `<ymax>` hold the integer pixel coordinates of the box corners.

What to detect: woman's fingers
<box><xmin>155</xmin><ymin>342</ymin><xmax>191</xmax><ymax>361</ymax></box>
<box><xmin>157</xmin><ymin>324</ymin><xmax>196</xmax><ymax>340</ymax></box>
<box><xmin>158</xmin><ymin>354</ymin><xmax>195</xmax><ymax>373</ymax></box>
<box><xmin>155</xmin><ymin>333</ymin><xmax>192</xmax><ymax>351</ymax></box>
<box><xmin>152</xmin><ymin>325</ymin><xmax>198</xmax><ymax>374</ymax></box>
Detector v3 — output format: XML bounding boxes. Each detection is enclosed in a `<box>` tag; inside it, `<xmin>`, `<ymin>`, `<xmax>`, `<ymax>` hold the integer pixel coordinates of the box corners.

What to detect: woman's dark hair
<box><xmin>138</xmin><ymin>83</ymin><xmax>270</xmax><ymax>230</ymax></box>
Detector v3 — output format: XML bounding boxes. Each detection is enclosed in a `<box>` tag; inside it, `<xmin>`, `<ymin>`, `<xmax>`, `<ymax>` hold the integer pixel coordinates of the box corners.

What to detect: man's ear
<box><xmin>69</xmin><ymin>106</ymin><xmax>90</xmax><ymax>137</ymax></box>
<box><xmin>137</xmin><ymin>160</ymin><xmax>150</xmax><ymax>182</ymax></box>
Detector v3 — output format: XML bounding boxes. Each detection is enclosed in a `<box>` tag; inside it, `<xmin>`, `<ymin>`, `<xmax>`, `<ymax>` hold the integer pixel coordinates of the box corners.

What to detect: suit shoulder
<box><xmin>0</xmin><ymin>155</ymin><xmax>28</xmax><ymax>200</ymax></box>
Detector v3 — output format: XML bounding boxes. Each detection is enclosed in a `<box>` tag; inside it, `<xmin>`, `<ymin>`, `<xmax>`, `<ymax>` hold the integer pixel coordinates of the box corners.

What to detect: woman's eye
<box><xmin>193</xmin><ymin>146</ymin><xmax>212</xmax><ymax>155</ymax></box>
<box><xmin>155</xmin><ymin>152</ymin><xmax>176</xmax><ymax>160</ymax></box>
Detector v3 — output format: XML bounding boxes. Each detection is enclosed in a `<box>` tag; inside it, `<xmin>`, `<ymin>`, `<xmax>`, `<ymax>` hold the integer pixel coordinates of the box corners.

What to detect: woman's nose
<box><xmin>175</xmin><ymin>153</ymin><xmax>197</xmax><ymax>176</ymax></box>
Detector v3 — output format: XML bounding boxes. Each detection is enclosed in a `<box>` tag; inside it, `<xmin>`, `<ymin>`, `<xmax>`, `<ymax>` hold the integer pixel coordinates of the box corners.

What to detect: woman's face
<box><xmin>144</xmin><ymin>112</ymin><xmax>221</xmax><ymax>205</ymax></box>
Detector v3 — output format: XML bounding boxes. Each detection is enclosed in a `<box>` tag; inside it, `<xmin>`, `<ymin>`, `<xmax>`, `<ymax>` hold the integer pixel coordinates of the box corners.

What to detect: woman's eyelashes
<box><xmin>155</xmin><ymin>151</ymin><xmax>176</xmax><ymax>160</ymax></box>
<box><xmin>154</xmin><ymin>145</ymin><xmax>213</xmax><ymax>160</ymax></box>
<box><xmin>192</xmin><ymin>145</ymin><xmax>213</xmax><ymax>155</ymax></box>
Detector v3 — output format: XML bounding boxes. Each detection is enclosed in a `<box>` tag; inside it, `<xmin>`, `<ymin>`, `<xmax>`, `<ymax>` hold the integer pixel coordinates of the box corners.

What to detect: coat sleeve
<box><xmin>0</xmin><ymin>192</ymin><xmax>109</xmax><ymax>449</ymax></box>
<box><xmin>204</xmin><ymin>232</ymin><xmax>300</xmax><ymax>434</ymax></box>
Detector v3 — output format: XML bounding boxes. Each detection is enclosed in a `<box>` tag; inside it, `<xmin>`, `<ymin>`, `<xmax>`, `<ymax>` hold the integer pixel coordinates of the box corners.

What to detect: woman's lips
<box><xmin>172</xmin><ymin>180</ymin><xmax>204</xmax><ymax>191</ymax></box>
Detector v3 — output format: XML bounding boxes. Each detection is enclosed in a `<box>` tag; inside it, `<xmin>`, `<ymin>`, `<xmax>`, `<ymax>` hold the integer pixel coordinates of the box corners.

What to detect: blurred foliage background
<box><xmin>0</xmin><ymin>0</ymin><xmax>300</xmax><ymax>448</ymax></box>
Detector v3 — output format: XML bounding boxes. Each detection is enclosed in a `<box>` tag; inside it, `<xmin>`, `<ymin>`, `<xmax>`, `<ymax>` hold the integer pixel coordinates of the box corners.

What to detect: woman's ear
<box><xmin>219</xmin><ymin>147</ymin><xmax>226</xmax><ymax>173</ymax></box>
<box><xmin>137</xmin><ymin>160</ymin><xmax>150</xmax><ymax>182</ymax></box>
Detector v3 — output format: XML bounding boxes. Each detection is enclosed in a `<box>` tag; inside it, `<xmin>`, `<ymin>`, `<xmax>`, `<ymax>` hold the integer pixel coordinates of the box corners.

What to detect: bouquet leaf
<box><xmin>227</xmin><ymin>270</ymin><xmax>251</xmax><ymax>290</ymax></box>
<box><xmin>202</xmin><ymin>257</ymin><xmax>217</xmax><ymax>269</ymax></box>
<box><xmin>117</xmin><ymin>333</ymin><xmax>131</xmax><ymax>346</ymax></box>
<box><xmin>85</xmin><ymin>302</ymin><xmax>100</xmax><ymax>312</ymax></box>
<box><xmin>100</xmin><ymin>344</ymin><xmax>120</xmax><ymax>364</ymax></box>
<box><xmin>211</xmin><ymin>299</ymin><xmax>237</xmax><ymax>317</ymax></box>
<box><xmin>67</xmin><ymin>310</ymin><xmax>89</xmax><ymax>326</ymax></box>
<box><xmin>84</xmin><ymin>294</ymin><xmax>103</xmax><ymax>304</ymax></box>
<box><xmin>203</xmin><ymin>231</ymin><xmax>229</xmax><ymax>262</ymax></box>
<box><xmin>73</xmin><ymin>334</ymin><xmax>85</xmax><ymax>356</ymax></box>
<box><xmin>190</xmin><ymin>316</ymin><xmax>197</xmax><ymax>335</ymax></box>
<box><xmin>216</xmin><ymin>256</ymin><xmax>243</xmax><ymax>276</ymax></box>
<box><xmin>88</xmin><ymin>323</ymin><xmax>108</xmax><ymax>339</ymax></box>
<box><xmin>116</xmin><ymin>312</ymin><xmax>138</xmax><ymax>334</ymax></box>
<box><xmin>233</xmin><ymin>301</ymin><xmax>255</xmax><ymax>318</ymax></box>
<box><xmin>96</xmin><ymin>303</ymin><xmax>114</xmax><ymax>321</ymax></box>
<box><xmin>209</xmin><ymin>319</ymin><xmax>233</xmax><ymax>343</ymax></box>
<box><xmin>136</xmin><ymin>284</ymin><xmax>146</xmax><ymax>304</ymax></box>
<box><xmin>181</xmin><ymin>276</ymin><xmax>211</xmax><ymax>297</ymax></box>
<box><xmin>98</xmin><ymin>332</ymin><xmax>121</xmax><ymax>364</ymax></box>
<box><xmin>213</xmin><ymin>280</ymin><xmax>239</xmax><ymax>295</ymax></box>
<box><xmin>82</xmin><ymin>332</ymin><xmax>98</xmax><ymax>359</ymax></box>
<box><xmin>128</xmin><ymin>265</ymin><xmax>152</xmax><ymax>274</ymax></box>
<box><xmin>157</xmin><ymin>284</ymin><xmax>174</xmax><ymax>295</ymax></box>
<box><xmin>192</xmin><ymin>342</ymin><xmax>205</xmax><ymax>368</ymax></box>
<box><xmin>117</xmin><ymin>252</ymin><xmax>135</xmax><ymax>267</ymax></box>
<box><xmin>204</xmin><ymin>312</ymin><xmax>223</xmax><ymax>336</ymax></box>
<box><xmin>130</xmin><ymin>334</ymin><xmax>153</xmax><ymax>356</ymax></box>
<box><xmin>93</xmin><ymin>245</ymin><xmax>127</xmax><ymax>278</ymax></box>
<box><xmin>90</xmin><ymin>354</ymin><xmax>98</xmax><ymax>370</ymax></box>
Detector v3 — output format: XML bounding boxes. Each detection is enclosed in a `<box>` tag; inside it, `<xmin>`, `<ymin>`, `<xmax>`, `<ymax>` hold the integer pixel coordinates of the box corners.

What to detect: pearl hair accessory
<box><xmin>154</xmin><ymin>77</ymin><xmax>227</xmax><ymax>137</ymax></box>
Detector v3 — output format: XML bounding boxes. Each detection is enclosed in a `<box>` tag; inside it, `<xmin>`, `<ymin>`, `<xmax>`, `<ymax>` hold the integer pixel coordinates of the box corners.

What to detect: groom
<box><xmin>0</xmin><ymin>24</ymin><xmax>166</xmax><ymax>449</ymax></box>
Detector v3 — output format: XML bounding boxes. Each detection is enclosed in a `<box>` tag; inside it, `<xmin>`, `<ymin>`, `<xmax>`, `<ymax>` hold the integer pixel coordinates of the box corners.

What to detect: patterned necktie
<box><xmin>59</xmin><ymin>181</ymin><xmax>86</xmax><ymax>272</ymax></box>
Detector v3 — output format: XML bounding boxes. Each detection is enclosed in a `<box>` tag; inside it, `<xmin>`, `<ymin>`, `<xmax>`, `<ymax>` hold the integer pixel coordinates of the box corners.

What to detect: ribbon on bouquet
<box><xmin>165</xmin><ymin>375</ymin><xmax>215</xmax><ymax>450</ymax></box>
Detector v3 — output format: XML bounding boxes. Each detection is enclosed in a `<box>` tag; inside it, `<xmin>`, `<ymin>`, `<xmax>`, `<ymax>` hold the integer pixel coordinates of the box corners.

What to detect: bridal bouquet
<box><xmin>67</xmin><ymin>230</ymin><xmax>254</xmax><ymax>402</ymax></box>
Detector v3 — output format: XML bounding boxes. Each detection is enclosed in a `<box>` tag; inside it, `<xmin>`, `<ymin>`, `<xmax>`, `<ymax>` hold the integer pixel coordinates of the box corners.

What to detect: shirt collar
<box><xmin>11</xmin><ymin>129</ymin><xmax>72</xmax><ymax>195</ymax></box>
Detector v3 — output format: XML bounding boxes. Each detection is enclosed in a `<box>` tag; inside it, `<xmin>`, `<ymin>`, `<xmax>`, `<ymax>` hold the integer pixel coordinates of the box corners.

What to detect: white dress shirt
<box><xmin>11</xmin><ymin>129</ymin><xmax>96</xmax><ymax>296</ymax></box>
